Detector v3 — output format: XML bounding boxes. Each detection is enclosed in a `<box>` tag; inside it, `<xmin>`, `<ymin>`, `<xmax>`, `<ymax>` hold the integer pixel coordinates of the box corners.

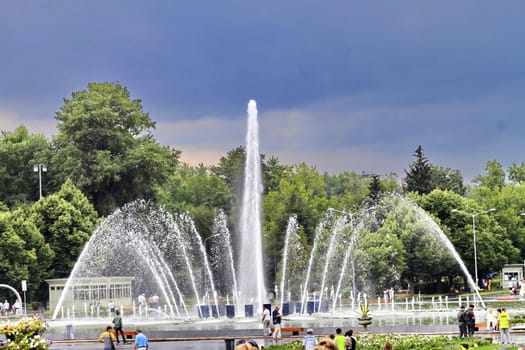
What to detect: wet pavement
<box><xmin>50</xmin><ymin>337</ymin><xmax>293</xmax><ymax>349</ymax></box>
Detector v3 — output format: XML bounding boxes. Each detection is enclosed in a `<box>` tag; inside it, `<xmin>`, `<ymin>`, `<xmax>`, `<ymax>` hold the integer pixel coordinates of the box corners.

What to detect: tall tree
<box><xmin>508</xmin><ymin>162</ymin><xmax>525</xmax><ymax>185</ymax></box>
<box><xmin>30</xmin><ymin>179</ymin><xmax>99</xmax><ymax>279</ymax></box>
<box><xmin>430</xmin><ymin>166</ymin><xmax>466</xmax><ymax>195</ymax></box>
<box><xmin>0</xmin><ymin>208</ymin><xmax>53</xmax><ymax>301</ymax></box>
<box><xmin>473</xmin><ymin>160</ymin><xmax>506</xmax><ymax>189</ymax></box>
<box><xmin>0</xmin><ymin>127</ymin><xmax>52</xmax><ymax>206</ymax></box>
<box><xmin>367</xmin><ymin>174</ymin><xmax>382</xmax><ymax>204</ymax></box>
<box><xmin>404</xmin><ymin>145</ymin><xmax>433</xmax><ymax>195</ymax></box>
<box><xmin>51</xmin><ymin>82</ymin><xmax>180</xmax><ymax>215</ymax></box>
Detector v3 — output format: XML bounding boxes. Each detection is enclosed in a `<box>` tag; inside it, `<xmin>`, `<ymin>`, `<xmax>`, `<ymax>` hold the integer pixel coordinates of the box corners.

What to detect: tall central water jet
<box><xmin>237</xmin><ymin>100</ymin><xmax>266</xmax><ymax>307</ymax></box>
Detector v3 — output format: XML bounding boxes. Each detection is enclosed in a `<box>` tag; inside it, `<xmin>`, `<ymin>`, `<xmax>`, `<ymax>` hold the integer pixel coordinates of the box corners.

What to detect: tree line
<box><xmin>2</xmin><ymin>82</ymin><xmax>525</xmax><ymax>304</ymax></box>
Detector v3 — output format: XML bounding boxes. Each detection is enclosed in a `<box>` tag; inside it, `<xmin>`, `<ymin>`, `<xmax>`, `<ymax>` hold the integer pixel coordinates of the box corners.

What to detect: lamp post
<box><xmin>451</xmin><ymin>207</ymin><xmax>497</xmax><ymax>288</ymax></box>
<box><xmin>33</xmin><ymin>164</ymin><xmax>47</xmax><ymax>199</ymax></box>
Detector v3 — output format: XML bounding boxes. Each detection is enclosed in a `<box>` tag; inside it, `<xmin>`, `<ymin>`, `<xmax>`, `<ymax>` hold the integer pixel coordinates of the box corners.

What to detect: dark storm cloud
<box><xmin>0</xmin><ymin>1</ymin><xmax>524</xmax><ymax>181</ymax></box>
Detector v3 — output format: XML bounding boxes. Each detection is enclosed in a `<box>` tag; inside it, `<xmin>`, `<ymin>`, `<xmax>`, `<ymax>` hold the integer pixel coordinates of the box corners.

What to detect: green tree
<box><xmin>508</xmin><ymin>162</ymin><xmax>525</xmax><ymax>185</ymax></box>
<box><xmin>30</xmin><ymin>179</ymin><xmax>99</xmax><ymax>278</ymax></box>
<box><xmin>430</xmin><ymin>166</ymin><xmax>466</xmax><ymax>195</ymax></box>
<box><xmin>264</xmin><ymin>163</ymin><xmax>328</xmax><ymax>283</ymax></box>
<box><xmin>262</xmin><ymin>156</ymin><xmax>290</xmax><ymax>194</ymax></box>
<box><xmin>473</xmin><ymin>160</ymin><xmax>506</xmax><ymax>189</ymax></box>
<box><xmin>367</xmin><ymin>174</ymin><xmax>382</xmax><ymax>203</ymax></box>
<box><xmin>0</xmin><ymin>127</ymin><xmax>52</xmax><ymax>206</ymax></box>
<box><xmin>404</xmin><ymin>145</ymin><xmax>433</xmax><ymax>195</ymax></box>
<box><xmin>324</xmin><ymin>172</ymin><xmax>369</xmax><ymax>209</ymax></box>
<box><xmin>167</xmin><ymin>164</ymin><xmax>233</xmax><ymax>239</ymax></box>
<box><xmin>51</xmin><ymin>82</ymin><xmax>180</xmax><ymax>215</ymax></box>
<box><xmin>0</xmin><ymin>210</ymin><xmax>53</xmax><ymax>299</ymax></box>
<box><xmin>379</xmin><ymin>194</ymin><xmax>456</xmax><ymax>293</ymax></box>
<box><xmin>210</xmin><ymin>147</ymin><xmax>245</xmax><ymax>200</ymax></box>
<box><xmin>417</xmin><ymin>189</ymin><xmax>518</xmax><ymax>287</ymax></box>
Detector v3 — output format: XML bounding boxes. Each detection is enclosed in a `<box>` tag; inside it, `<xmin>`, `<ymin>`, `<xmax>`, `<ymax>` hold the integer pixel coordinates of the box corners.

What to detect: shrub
<box><xmin>0</xmin><ymin>317</ymin><xmax>51</xmax><ymax>349</ymax></box>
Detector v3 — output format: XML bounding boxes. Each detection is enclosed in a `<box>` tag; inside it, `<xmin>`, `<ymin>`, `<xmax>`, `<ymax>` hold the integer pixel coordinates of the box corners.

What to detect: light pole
<box><xmin>451</xmin><ymin>207</ymin><xmax>497</xmax><ymax>288</ymax></box>
<box><xmin>33</xmin><ymin>164</ymin><xmax>47</xmax><ymax>199</ymax></box>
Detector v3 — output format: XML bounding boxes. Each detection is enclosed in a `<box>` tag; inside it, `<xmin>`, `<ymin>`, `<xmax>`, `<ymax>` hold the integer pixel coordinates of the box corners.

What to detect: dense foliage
<box><xmin>2</xmin><ymin>82</ymin><xmax>525</xmax><ymax>305</ymax></box>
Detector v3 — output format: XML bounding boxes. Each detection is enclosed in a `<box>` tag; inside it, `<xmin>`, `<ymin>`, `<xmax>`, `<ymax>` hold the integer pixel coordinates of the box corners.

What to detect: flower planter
<box><xmin>357</xmin><ymin>316</ymin><xmax>373</xmax><ymax>331</ymax></box>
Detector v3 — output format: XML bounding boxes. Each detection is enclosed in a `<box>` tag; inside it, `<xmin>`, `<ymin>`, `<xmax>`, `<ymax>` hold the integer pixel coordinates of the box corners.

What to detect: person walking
<box><xmin>498</xmin><ymin>307</ymin><xmax>511</xmax><ymax>344</ymax></box>
<box><xmin>261</xmin><ymin>305</ymin><xmax>272</xmax><ymax>336</ymax></box>
<box><xmin>344</xmin><ymin>329</ymin><xmax>356</xmax><ymax>350</ymax></box>
<box><xmin>108</xmin><ymin>300</ymin><xmax>115</xmax><ymax>316</ymax></box>
<box><xmin>457</xmin><ymin>305</ymin><xmax>467</xmax><ymax>338</ymax></box>
<box><xmin>98</xmin><ymin>326</ymin><xmax>115</xmax><ymax>350</ymax></box>
<box><xmin>465</xmin><ymin>304</ymin><xmax>476</xmax><ymax>337</ymax></box>
<box><xmin>334</xmin><ymin>328</ymin><xmax>346</xmax><ymax>350</ymax></box>
<box><xmin>302</xmin><ymin>328</ymin><xmax>318</xmax><ymax>350</ymax></box>
<box><xmin>272</xmin><ymin>305</ymin><xmax>282</xmax><ymax>339</ymax></box>
<box><xmin>133</xmin><ymin>328</ymin><xmax>149</xmax><ymax>350</ymax></box>
<box><xmin>112</xmin><ymin>309</ymin><xmax>126</xmax><ymax>344</ymax></box>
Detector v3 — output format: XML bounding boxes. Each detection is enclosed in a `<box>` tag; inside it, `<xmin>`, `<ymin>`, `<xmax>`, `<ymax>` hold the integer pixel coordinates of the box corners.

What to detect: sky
<box><xmin>1</xmin><ymin>1</ymin><xmax>524</xmax><ymax>182</ymax></box>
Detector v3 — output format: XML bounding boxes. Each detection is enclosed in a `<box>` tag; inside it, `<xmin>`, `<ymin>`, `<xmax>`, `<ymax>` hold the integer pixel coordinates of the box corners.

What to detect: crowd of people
<box><xmin>458</xmin><ymin>304</ymin><xmax>512</xmax><ymax>345</ymax></box>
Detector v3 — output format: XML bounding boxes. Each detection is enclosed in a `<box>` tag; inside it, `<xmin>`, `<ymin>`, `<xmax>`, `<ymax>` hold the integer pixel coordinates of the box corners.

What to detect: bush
<box><xmin>0</xmin><ymin>317</ymin><xmax>51</xmax><ymax>349</ymax></box>
<box><xmin>264</xmin><ymin>334</ymin><xmax>493</xmax><ymax>350</ymax></box>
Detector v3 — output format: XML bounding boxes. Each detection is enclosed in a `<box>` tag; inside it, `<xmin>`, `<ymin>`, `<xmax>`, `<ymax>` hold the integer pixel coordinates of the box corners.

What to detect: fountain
<box><xmin>48</xmin><ymin>101</ymin><xmax>492</xmax><ymax>343</ymax></box>
<box><xmin>237</xmin><ymin>100</ymin><xmax>267</xmax><ymax>308</ymax></box>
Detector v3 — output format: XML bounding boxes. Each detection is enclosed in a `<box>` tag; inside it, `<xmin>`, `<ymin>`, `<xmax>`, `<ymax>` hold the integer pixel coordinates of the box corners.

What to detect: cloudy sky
<box><xmin>1</xmin><ymin>1</ymin><xmax>524</xmax><ymax>182</ymax></box>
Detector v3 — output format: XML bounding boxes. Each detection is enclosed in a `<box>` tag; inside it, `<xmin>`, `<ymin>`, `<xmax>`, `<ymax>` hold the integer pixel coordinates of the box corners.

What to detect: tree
<box><xmin>30</xmin><ymin>179</ymin><xmax>99</xmax><ymax>279</ymax></box>
<box><xmin>0</xmin><ymin>127</ymin><xmax>52</xmax><ymax>206</ymax></box>
<box><xmin>324</xmin><ymin>172</ymin><xmax>369</xmax><ymax>209</ymax></box>
<box><xmin>473</xmin><ymin>160</ymin><xmax>506</xmax><ymax>189</ymax></box>
<box><xmin>51</xmin><ymin>82</ymin><xmax>180</xmax><ymax>215</ymax></box>
<box><xmin>508</xmin><ymin>162</ymin><xmax>525</xmax><ymax>185</ymax></box>
<box><xmin>263</xmin><ymin>163</ymin><xmax>328</xmax><ymax>283</ymax></box>
<box><xmin>0</xmin><ymin>211</ymin><xmax>51</xmax><ymax>292</ymax></box>
<box><xmin>404</xmin><ymin>145</ymin><xmax>433</xmax><ymax>195</ymax></box>
<box><xmin>416</xmin><ymin>189</ymin><xmax>518</xmax><ymax>287</ymax></box>
<box><xmin>367</xmin><ymin>174</ymin><xmax>382</xmax><ymax>203</ymax></box>
<box><xmin>262</xmin><ymin>155</ymin><xmax>290</xmax><ymax>194</ymax></box>
<box><xmin>167</xmin><ymin>164</ymin><xmax>233</xmax><ymax>239</ymax></box>
<box><xmin>430</xmin><ymin>166</ymin><xmax>466</xmax><ymax>195</ymax></box>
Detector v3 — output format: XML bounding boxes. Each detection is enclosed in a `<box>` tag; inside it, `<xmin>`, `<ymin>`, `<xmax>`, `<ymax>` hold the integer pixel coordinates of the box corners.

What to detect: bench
<box><xmin>271</xmin><ymin>327</ymin><xmax>304</xmax><ymax>336</ymax></box>
<box><xmin>111</xmin><ymin>330</ymin><xmax>137</xmax><ymax>340</ymax></box>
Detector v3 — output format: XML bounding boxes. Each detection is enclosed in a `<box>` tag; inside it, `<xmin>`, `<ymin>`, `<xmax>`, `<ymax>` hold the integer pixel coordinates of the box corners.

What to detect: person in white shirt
<box><xmin>261</xmin><ymin>305</ymin><xmax>272</xmax><ymax>336</ymax></box>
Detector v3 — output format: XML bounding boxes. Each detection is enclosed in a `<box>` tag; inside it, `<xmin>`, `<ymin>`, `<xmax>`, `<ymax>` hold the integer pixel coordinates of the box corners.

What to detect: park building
<box><xmin>46</xmin><ymin>277</ymin><xmax>134</xmax><ymax>312</ymax></box>
<box><xmin>501</xmin><ymin>263</ymin><xmax>524</xmax><ymax>289</ymax></box>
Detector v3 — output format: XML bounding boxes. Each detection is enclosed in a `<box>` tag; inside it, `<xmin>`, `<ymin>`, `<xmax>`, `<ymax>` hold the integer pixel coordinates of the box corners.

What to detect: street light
<box><xmin>451</xmin><ymin>207</ymin><xmax>497</xmax><ymax>287</ymax></box>
<box><xmin>33</xmin><ymin>164</ymin><xmax>47</xmax><ymax>199</ymax></box>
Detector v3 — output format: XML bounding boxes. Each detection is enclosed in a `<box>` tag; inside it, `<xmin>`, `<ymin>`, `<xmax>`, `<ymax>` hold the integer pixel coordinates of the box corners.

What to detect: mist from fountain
<box><xmin>209</xmin><ymin>210</ymin><xmax>239</xmax><ymax>309</ymax></box>
<box><xmin>51</xmin><ymin>201</ymin><xmax>219</xmax><ymax>320</ymax></box>
<box><xmin>283</xmin><ymin>193</ymin><xmax>485</xmax><ymax>316</ymax></box>
<box><xmin>237</xmin><ymin>99</ymin><xmax>266</xmax><ymax>307</ymax></box>
<box><xmin>278</xmin><ymin>215</ymin><xmax>298</xmax><ymax>307</ymax></box>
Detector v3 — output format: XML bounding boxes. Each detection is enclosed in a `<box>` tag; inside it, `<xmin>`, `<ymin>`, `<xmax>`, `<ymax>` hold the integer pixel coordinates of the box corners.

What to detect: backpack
<box><xmin>345</xmin><ymin>335</ymin><xmax>357</xmax><ymax>350</ymax></box>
